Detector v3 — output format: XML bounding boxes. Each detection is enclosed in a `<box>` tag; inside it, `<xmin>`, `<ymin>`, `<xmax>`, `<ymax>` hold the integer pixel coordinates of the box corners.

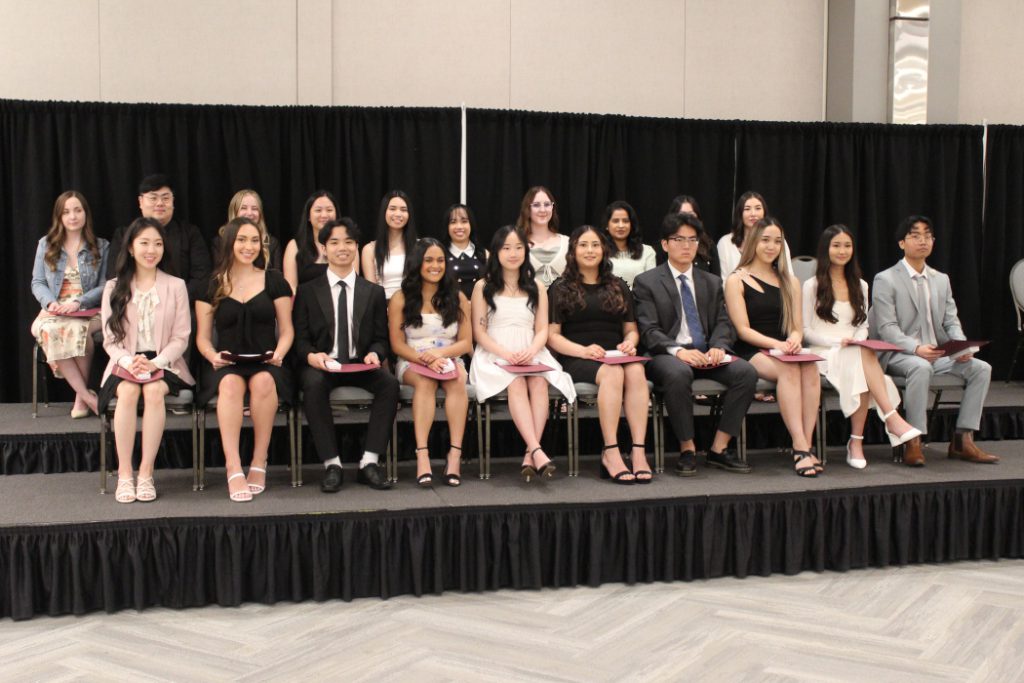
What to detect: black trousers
<box><xmin>301</xmin><ymin>366</ymin><xmax>399</xmax><ymax>461</ymax></box>
<box><xmin>647</xmin><ymin>355</ymin><xmax>757</xmax><ymax>445</ymax></box>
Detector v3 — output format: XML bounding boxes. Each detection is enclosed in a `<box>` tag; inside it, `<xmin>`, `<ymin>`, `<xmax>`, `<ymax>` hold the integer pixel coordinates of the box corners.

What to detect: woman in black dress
<box><xmin>283</xmin><ymin>190</ymin><xmax>341</xmax><ymax>292</ymax></box>
<box><xmin>196</xmin><ymin>217</ymin><xmax>295</xmax><ymax>502</ymax></box>
<box><xmin>548</xmin><ymin>225</ymin><xmax>652</xmax><ymax>484</ymax></box>
<box><xmin>442</xmin><ymin>203</ymin><xmax>487</xmax><ymax>298</ymax></box>
<box><xmin>724</xmin><ymin>218</ymin><xmax>820</xmax><ymax>477</ymax></box>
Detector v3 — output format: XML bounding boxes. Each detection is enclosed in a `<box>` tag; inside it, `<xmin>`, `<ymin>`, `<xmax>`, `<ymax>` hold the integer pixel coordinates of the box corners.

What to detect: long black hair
<box><xmin>600</xmin><ymin>201</ymin><xmax>643</xmax><ymax>260</ymax></box>
<box><xmin>106</xmin><ymin>217</ymin><xmax>167</xmax><ymax>345</ymax></box>
<box><xmin>210</xmin><ymin>217</ymin><xmax>265</xmax><ymax>313</ymax></box>
<box><xmin>295</xmin><ymin>190</ymin><xmax>339</xmax><ymax>268</ymax></box>
<box><xmin>373</xmin><ymin>190</ymin><xmax>418</xmax><ymax>278</ymax></box>
<box><xmin>400</xmin><ymin>238</ymin><xmax>463</xmax><ymax>329</ymax></box>
<box><xmin>553</xmin><ymin>225</ymin><xmax>627</xmax><ymax>319</ymax></box>
<box><xmin>730</xmin><ymin>191</ymin><xmax>768</xmax><ymax>248</ymax></box>
<box><xmin>814</xmin><ymin>224</ymin><xmax>867</xmax><ymax>326</ymax></box>
<box><xmin>440</xmin><ymin>203</ymin><xmax>484</xmax><ymax>254</ymax></box>
<box><xmin>482</xmin><ymin>225</ymin><xmax>538</xmax><ymax>316</ymax></box>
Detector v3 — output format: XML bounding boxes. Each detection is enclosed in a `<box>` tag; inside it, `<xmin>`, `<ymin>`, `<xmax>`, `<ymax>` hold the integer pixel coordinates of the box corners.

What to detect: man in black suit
<box><xmin>634</xmin><ymin>212</ymin><xmax>758</xmax><ymax>475</ymax></box>
<box><xmin>293</xmin><ymin>218</ymin><xmax>398</xmax><ymax>492</ymax></box>
<box><xmin>109</xmin><ymin>174</ymin><xmax>211</xmax><ymax>302</ymax></box>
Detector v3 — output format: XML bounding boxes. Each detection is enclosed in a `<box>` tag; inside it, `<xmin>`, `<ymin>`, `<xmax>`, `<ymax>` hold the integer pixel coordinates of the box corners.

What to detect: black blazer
<box><xmin>633</xmin><ymin>262</ymin><xmax>736</xmax><ymax>355</ymax></box>
<box><xmin>293</xmin><ymin>272</ymin><xmax>389</xmax><ymax>362</ymax></box>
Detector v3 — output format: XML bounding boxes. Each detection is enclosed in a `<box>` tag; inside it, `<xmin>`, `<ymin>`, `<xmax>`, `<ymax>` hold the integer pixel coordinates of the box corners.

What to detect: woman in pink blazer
<box><xmin>99</xmin><ymin>217</ymin><xmax>195</xmax><ymax>504</ymax></box>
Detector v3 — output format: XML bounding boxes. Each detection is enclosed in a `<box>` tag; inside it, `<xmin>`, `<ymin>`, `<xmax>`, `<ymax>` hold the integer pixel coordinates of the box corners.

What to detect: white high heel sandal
<box><xmin>883</xmin><ymin>409</ymin><xmax>922</xmax><ymax>447</ymax></box>
<box><xmin>846</xmin><ymin>434</ymin><xmax>867</xmax><ymax>469</ymax></box>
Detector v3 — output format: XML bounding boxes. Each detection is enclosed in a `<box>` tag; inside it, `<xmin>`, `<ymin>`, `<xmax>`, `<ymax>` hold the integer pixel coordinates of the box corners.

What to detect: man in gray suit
<box><xmin>870</xmin><ymin>215</ymin><xmax>996</xmax><ymax>466</ymax></box>
<box><xmin>634</xmin><ymin>212</ymin><xmax>758</xmax><ymax>476</ymax></box>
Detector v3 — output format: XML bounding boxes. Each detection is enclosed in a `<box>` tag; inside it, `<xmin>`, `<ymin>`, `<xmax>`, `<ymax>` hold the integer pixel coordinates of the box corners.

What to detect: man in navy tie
<box><xmin>634</xmin><ymin>212</ymin><xmax>758</xmax><ymax>475</ymax></box>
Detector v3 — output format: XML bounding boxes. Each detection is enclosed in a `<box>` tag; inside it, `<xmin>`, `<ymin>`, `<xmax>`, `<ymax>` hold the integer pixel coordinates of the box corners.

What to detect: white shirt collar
<box><xmin>327</xmin><ymin>268</ymin><xmax>357</xmax><ymax>290</ymax></box>
<box><xmin>667</xmin><ymin>261</ymin><xmax>694</xmax><ymax>283</ymax></box>
<box><xmin>901</xmin><ymin>258</ymin><xmax>927</xmax><ymax>279</ymax></box>
<box><xmin>449</xmin><ymin>243</ymin><xmax>475</xmax><ymax>258</ymax></box>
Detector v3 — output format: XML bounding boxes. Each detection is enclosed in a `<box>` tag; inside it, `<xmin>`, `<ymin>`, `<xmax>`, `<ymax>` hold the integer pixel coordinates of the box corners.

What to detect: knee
<box><xmin>969</xmin><ymin>358</ymin><xmax>992</xmax><ymax>380</ymax></box>
<box><xmin>736</xmin><ymin>361</ymin><xmax>758</xmax><ymax>388</ymax></box>
<box><xmin>116</xmin><ymin>381</ymin><xmax>141</xmax><ymax>402</ymax></box>
<box><xmin>600</xmin><ymin>366</ymin><xmax>624</xmax><ymax>388</ymax></box>
<box><xmin>379</xmin><ymin>373</ymin><xmax>400</xmax><ymax>400</ymax></box>
<box><xmin>906</xmin><ymin>359</ymin><xmax>934</xmax><ymax>380</ymax></box>
<box><xmin>142</xmin><ymin>381</ymin><xmax>166</xmax><ymax>403</ymax></box>
<box><xmin>249</xmin><ymin>373</ymin><xmax>276</xmax><ymax>399</ymax></box>
<box><xmin>413</xmin><ymin>378</ymin><xmax>438</xmax><ymax>397</ymax></box>
<box><xmin>219</xmin><ymin>375</ymin><xmax>245</xmax><ymax>399</ymax></box>
<box><xmin>301</xmin><ymin>367</ymin><xmax>327</xmax><ymax>391</ymax></box>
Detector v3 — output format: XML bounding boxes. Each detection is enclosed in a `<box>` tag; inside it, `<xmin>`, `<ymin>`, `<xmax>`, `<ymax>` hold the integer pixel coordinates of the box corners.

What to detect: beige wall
<box><xmin>958</xmin><ymin>0</ymin><xmax>1024</xmax><ymax>125</ymax></box>
<box><xmin>0</xmin><ymin>0</ymin><xmax>826</xmax><ymax>121</ymax></box>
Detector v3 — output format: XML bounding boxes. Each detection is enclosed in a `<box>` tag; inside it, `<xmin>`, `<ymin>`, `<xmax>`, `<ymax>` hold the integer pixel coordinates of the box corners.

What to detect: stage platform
<box><xmin>2</xmin><ymin>440</ymin><xmax>1023</xmax><ymax>621</ymax></box>
<box><xmin>2</xmin><ymin>385</ymin><xmax>1023</xmax><ymax>621</ymax></box>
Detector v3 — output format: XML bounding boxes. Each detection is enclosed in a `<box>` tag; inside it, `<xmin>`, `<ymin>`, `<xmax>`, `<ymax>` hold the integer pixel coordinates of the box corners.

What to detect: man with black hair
<box><xmin>109</xmin><ymin>174</ymin><xmax>210</xmax><ymax>301</ymax></box>
<box><xmin>870</xmin><ymin>215</ymin><xmax>996</xmax><ymax>467</ymax></box>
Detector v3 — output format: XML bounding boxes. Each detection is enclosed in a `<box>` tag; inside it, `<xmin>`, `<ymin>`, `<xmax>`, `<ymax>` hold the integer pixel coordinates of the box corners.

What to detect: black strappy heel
<box><xmin>443</xmin><ymin>445</ymin><xmax>462</xmax><ymax>487</ymax></box>
<box><xmin>415</xmin><ymin>446</ymin><xmax>433</xmax><ymax>487</ymax></box>
<box><xmin>600</xmin><ymin>444</ymin><xmax>634</xmax><ymax>485</ymax></box>
<box><xmin>792</xmin><ymin>450</ymin><xmax>818</xmax><ymax>478</ymax></box>
<box><xmin>630</xmin><ymin>443</ymin><xmax>652</xmax><ymax>484</ymax></box>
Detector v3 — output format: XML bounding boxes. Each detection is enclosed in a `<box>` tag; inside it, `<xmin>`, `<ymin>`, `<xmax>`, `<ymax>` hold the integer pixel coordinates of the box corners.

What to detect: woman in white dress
<box><xmin>362</xmin><ymin>190</ymin><xmax>416</xmax><ymax>299</ymax></box>
<box><xmin>601</xmin><ymin>200</ymin><xmax>656</xmax><ymax>288</ymax></box>
<box><xmin>718</xmin><ymin>191</ymin><xmax>792</xmax><ymax>278</ymax></box>
<box><xmin>802</xmin><ymin>225</ymin><xmax>921</xmax><ymax>469</ymax></box>
<box><xmin>515</xmin><ymin>186</ymin><xmax>569</xmax><ymax>288</ymax></box>
<box><xmin>390</xmin><ymin>238</ymin><xmax>472</xmax><ymax>487</ymax></box>
<box><xmin>470</xmin><ymin>226</ymin><xmax>576</xmax><ymax>481</ymax></box>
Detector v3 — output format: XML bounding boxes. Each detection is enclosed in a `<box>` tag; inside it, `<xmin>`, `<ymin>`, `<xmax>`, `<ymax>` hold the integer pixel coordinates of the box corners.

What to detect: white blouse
<box><xmin>609</xmin><ymin>244</ymin><xmax>657</xmax><ymax>288</ymax></box>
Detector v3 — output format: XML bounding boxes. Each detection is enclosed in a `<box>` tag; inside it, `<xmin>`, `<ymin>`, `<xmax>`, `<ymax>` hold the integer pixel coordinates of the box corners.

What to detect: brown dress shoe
<box><xmin>948</xmin><ymin>432</ymin><xmax>999</xmax><ymax>464</ymax></box>
<box><xmin>903</xmin><ymin>437</ymin><xmax>926</xmax><ymax>467</ymax></box>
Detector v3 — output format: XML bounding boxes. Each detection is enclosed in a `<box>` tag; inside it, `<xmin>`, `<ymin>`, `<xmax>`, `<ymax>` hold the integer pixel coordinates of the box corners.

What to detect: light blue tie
<box><xmin>678</xmin><ymin>274</ymin><xmax>707</xmax><ymax>352</ymax></box>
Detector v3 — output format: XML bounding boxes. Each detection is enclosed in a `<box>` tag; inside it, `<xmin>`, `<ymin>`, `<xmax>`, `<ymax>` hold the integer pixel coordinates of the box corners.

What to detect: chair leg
<box><xmin>196</xmin><ymin>409</ymin><xmax>206</xmax><ymax>491</ymax></box>
<box><xmin>474</xmin><ymin>402</ymin><xmax>484</xmax><ymax>480</ymax></box>
<box><xmin>818</xmin><ymin>397</ymin><xmax>828</xmax><ymax>466</ymax></box>
<box><xmin>568</xmin><ymin>399</ymin><xmax>578</xmax><ymax>477</ymax></box>
<box><xmin>32</xmin><ymin>344</ymin><xmax>39</xmax><ymax>418</ymax></box>
<box><xmin>654</xmin><ymin>396</ymin><xmax>664</xmax><ymax>474</ymax></box>
<box><xmin>484</xmin><ymin>401</ymin><xmax>492</xmax><ymax>480</ymax></box>
<box><xmin>295</xmin><ymin>410</ymin><xmax>304</xmax><ymax>487</ymax></box>
<box><xmin>99</xmin><ymin>412</ymin><xmax>109</xmax><ymax>494</ymax></box>
<box><xmin>389</xmin><ymin>418</ymin><xmax>399</xmax><ymax>483</ymax></box>
<box><xmin>1007</xmin><ymin>337</ymin><xmax>1023</xmax><ymax>384</ymax></box>
<box><xmin>929</xmin><ymin>389</ymin><xmax>943</xmax><ymax>442</ymax></box>
<box><xmin>739</xmin><ymin>416</ymin><xmax>748</xmax><ymax>464</ymax></box>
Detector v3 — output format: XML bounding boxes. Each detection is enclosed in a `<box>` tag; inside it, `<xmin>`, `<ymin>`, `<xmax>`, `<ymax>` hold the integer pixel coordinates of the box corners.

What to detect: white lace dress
<box><xmin>802</xmin><ymin>277</ymin><xmax>900</xmax><ymax>418</ymax></box>
<box><xmin>469</xmin><ymin>295</ymin><xmax>575</xmax><ymax>402</ymax></box>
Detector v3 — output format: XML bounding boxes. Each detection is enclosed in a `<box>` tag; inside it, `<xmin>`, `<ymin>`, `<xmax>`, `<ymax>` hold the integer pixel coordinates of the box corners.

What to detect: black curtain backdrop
<box><xmin>735</xmin><ymin>122</ymin><xmax>986</xmax><ymax>337</ymax></box>
<box><xmin>981</xmin><ymin>125</ymin><xmax>1024</xmax><ymax>378</ymax></box>
<box><xmin>1</xmin><ymin>100</ymin><xmax>460</xmax><ymax>402</ymax></box>
<box><xmin>1</xmin><ymin>100</ymin><xmax>1020</xmax><ymax>401</ymax></box>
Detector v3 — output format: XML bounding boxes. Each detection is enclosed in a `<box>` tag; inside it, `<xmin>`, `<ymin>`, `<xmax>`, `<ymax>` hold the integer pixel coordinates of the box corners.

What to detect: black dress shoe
<box><xmin>321</xmin><ymin>464</ymin><xmax>344</xmax><ymax>493</ymax></box>
<box><xmin>706</xmin><ymin>448</ymin><xmax>752</xmax><ymax>473</ymax></box>
<box><xmin>676</xmin><ymin>450</ymin><xmax>697</xmax><ymax>477</ymax></box>
<box><xmin>357</xmin><ymin>462</ymin><xmax>392</xmax><ymax>490</ymax></box>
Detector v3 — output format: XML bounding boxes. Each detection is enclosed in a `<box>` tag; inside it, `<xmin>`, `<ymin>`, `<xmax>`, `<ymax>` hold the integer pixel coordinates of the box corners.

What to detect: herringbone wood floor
<box><xmin>3</xmin><ymin>561</ymin><xmax>1023</xmax><ymax>682</ymax></box>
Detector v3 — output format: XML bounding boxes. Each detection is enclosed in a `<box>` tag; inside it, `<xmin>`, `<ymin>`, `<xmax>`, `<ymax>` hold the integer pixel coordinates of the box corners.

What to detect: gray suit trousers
<box><xmin>884</xmin><ymin>354</ymin><xmax>991</xmax><ymax>434</ymax></box>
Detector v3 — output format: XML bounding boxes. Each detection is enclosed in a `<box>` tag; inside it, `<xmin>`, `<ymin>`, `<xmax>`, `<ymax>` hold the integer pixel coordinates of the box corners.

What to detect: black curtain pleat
<box><xmin>3</xmin><ymin>483</ymin><xmax>1022</xmax><ymax>620</ymax></box>
<box><xmin>981</xmin><ymin>125</ymin><xmax>1024</xmax><ymax>377</ymax></box>
<box><xmin>736</xmin><ymin>121</ymin><xmax>985</xmax><ymax>337</ymax></box>
<box><xmin>1</xmin><ymin>100</ymin><xmax>460</xmax><ymax>402</ymax></box>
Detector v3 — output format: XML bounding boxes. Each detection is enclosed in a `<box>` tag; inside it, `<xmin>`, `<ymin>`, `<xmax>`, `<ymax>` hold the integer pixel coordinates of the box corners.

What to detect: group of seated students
<box><xmin>30</xmin><ymin>177</ymin><xmax>998</xmax><ymax>505</ymax></box>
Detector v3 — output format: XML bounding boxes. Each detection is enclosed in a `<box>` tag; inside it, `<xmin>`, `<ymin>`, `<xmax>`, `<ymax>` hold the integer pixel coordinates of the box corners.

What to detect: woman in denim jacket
<box><xmin>30</xmin><ymin>191</ymin><xmax>109</xmax><ymax>417</ymax></box>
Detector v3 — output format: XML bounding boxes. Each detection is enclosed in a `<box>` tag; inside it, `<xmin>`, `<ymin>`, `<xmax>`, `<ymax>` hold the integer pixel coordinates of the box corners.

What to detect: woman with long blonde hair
<box><xmin>724</xmin><ymin>218</ymin><xmax>820</xmax><ymax>477</ymax></box>
<box><xmin>214</xmin><ymin>189</ymin><xmax>282</xmax><ymax>270</ymax></box>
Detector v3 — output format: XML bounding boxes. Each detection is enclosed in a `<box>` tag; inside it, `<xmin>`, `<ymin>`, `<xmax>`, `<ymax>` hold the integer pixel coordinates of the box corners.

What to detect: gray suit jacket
<box><xmin>869</xmin><ymin>261</ymin><xmax>965</xmax><ymax>360</ymax></box>
<box><xmin>633</xmin><ymin>262</ymin><xmax>736</xmax><ymax>356</ymax></box>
